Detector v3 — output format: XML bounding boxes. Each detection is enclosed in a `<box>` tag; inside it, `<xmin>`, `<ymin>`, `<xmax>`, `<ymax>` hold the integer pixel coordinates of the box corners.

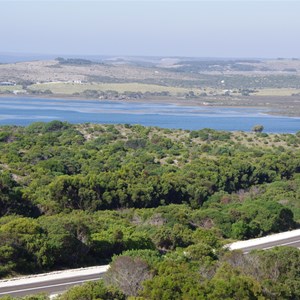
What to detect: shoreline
<box><xmin>0</xmin><ymin>94</ymin><xmax>299</xmax><ymax>133</ymax></box>
<box><xmin>0</xmin><ymin>93</ymin><xmax>295</xmax><ymax>117</ymax></box>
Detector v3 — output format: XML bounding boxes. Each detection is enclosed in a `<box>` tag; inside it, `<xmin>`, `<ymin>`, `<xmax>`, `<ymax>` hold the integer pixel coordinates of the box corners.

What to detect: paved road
<box><xmin>241</xmin><ymin>235</ymin><xmax>300</xmax><ymax>254</ymax></box>
<box><xmin>227</xmin><ymin>228</ymin><xmax>300</xmax><ymax>254</ymax></box>
<box><xmin>0</xmin><ymin>266</ymin><xmax>108</xmax><ymax>298</ymax></box>
<box><xmin>3</xmin><ymin>229</ymin><xmax>300</xmax><ymax>298</ymax></box>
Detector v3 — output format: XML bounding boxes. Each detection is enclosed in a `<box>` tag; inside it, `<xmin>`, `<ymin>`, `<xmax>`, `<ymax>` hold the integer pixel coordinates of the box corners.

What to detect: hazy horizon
<box><xmin>0</xmin><ymin>52</ymin><xmax>292</xmax><ymax>60</ymax></box>
<box><xmin>1</xmin><ymin>1</ymin><xmax>300</xmax><ymax>58</ymax></box>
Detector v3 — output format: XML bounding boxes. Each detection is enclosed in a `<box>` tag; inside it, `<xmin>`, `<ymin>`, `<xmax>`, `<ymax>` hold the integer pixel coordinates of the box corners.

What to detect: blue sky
<box><xmin>0</xmin><ymin>1</ymin><xmax>299</xmax><ymax>58</ymax></box>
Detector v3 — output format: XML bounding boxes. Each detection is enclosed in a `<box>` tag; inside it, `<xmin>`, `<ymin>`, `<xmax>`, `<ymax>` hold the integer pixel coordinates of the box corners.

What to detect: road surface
<box><xmin>2</xmin><ymin>229</ymin><xmax>300</xmax><ymax>298</ymax></box>
<box><xmin>227</xmin><ymin>228</ymin><xmax>300</xmax><ymax>254</ymax></box>
<box><xmin>0</xmin><ymin>265</ymin><xmax>109</xmax><ymax>298</ymax></box>
<box><xmin>236</xmin><ymin>235</ymin><xmax>300</xmax><ymax>253</ymax></box>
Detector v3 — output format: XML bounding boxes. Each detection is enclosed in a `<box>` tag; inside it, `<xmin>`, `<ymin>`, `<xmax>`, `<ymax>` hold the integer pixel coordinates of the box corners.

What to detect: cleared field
<box><xmin>255</xmin><ymin>88</ymin><xmax>300</xmax><ymax>96</ymax></box>
<box><xmin>0</xmin><ymin>85</ymin><xmax>23</xmax><ymax>92</ymax></box>
<box><xmin>28</xmin><ymin>82</ymin><xmax>200</xmax><ymax>95</ymax></box>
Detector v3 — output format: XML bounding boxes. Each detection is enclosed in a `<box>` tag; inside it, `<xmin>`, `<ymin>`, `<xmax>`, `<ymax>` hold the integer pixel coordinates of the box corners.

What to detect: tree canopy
<box><xmin>1</xmin><ymin>122</ymin><xmax>300</xmax><ymax>299</ymax></box>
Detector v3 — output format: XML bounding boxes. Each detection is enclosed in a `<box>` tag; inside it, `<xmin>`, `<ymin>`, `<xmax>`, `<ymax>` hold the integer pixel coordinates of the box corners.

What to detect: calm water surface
<box><xmin>0</xmin><ymin>97</ymin><xmax>299</xmax><ymax>133</ymax></box>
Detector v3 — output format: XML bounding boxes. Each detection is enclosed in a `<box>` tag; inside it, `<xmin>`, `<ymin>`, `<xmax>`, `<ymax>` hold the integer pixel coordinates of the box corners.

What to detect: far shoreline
<box><xmin>0</xmin><ymin>94</ymin><xmax>299</xmax><ymax>134</ymax></box>
<box><xmin>0</xmin><ymin>93</ymin><xmax>298</xmax><ymax>118</ymax></box>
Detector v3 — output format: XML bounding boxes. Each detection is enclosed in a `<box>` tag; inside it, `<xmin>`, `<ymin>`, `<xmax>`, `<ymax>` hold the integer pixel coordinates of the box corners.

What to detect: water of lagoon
<box><xmin>0</xmin><ymin>97</ymin><xmax>299</xmax><ymax>133</ymax></box>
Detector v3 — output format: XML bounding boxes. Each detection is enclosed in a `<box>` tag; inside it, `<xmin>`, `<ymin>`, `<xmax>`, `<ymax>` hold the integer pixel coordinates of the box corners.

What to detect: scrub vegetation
<box><xmin>1</xmin><ymin>121</ymin><xmax>300</xmax><ymax>299</ymax></box>
<box><xmin>1</xmin><ymin>57</ymin><xmax>300</xmax><ymax>116</ymax></box>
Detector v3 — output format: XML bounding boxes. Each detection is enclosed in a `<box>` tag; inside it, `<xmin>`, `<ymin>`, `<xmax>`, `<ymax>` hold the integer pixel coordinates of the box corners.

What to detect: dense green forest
<box><xmin>1</xmin><ymin>121</ymin><xmax>300</xmax><ymax>299</ymax></box>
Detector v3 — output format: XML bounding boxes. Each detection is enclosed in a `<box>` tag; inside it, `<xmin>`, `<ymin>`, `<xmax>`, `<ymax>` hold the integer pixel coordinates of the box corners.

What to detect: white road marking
<box><xmin>0</xmin><ymin>265</ymin><xmax>109</xmax><ymax>288</ymax></box>
<box><xmin>243</xmin><ymin>239</ymin><xmax>300</xmax><ymax>254</ymax></box>
<box><xmin>0</xmin><ymin>278</ymin><xmax>100</xmax><ymax>295</ymax></box>
<box><xmin>227</xmin><ymin>229</ymin><xmax>300</xmax><ymax>250</ymax></box>
<box><xmin>262</xmin><ymin>239</ymin><xmax>300</xmax><ymax>250</ymax></box>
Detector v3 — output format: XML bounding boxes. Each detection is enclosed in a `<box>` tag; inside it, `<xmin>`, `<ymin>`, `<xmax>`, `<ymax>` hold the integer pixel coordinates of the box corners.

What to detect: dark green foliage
<box><xmin>1</xmin><ymin>122</ymin><xmax>300</xmax><ymax>299</ymax></box>
<box><xmin>223</xmin><ymin>247</ymin><xmax>300</xmax><ymax>299</ymax></box>
<box><xmin>57</xmin><ymin>280</ymin><xmax>126</xmax><ymax>300</ymax></box>
<box><xmin>252</xmin><ymin>124</ymin><xmax>264</xmax><ymax>133</ymax></box>
<box><xmin>114</xmin><ymin>249</ymin><xmax>162</xmax><ymax>267</ymax></box>
<box><xmin>0</xmin><ymin>131</ymin><xmax>10</xmax><ymax>142</ymax></box>
<box><xmin>190</xmin><ymin>128</ymin><xmax>232</xmax><ymax>141</ymax></box>
<box><xmin>257</xmin><ymin>247</ymin><xmax>300</xmax><ymax>299</ymax></box>
<box><xmin>1</xmin><ymin>122</ymin><xmax>299</xmax><ymax>214</ymax></box>
<box><xmin>141</xmin><ymin>261</ymin><xmax>204</xmax><ymax>300</ymax></box>
<box><xmin>204</xmin><ymin>263</ymin><xmax>264</xmax><ymax>300</ymax></box>
<box><xmin>56</xmin><ymin>57</ymin><xmax>95</xmax><ymax>66</ymax></box>
<box><xmin>0</xmin><ymin>172</ymin><xmax>37</xmax><ymax>217</ymax></box>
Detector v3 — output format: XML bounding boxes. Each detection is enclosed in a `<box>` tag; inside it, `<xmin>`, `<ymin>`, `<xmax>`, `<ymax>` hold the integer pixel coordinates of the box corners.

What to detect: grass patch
<box><xmin>255</xmin><ymin>88</ymin><xmax>300</xmax><ymax>96</ymax></box>
<box><xmin>0</xmin><ymin>85</ymin><xmax>23</xmax><ymax>92</ymax></box>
